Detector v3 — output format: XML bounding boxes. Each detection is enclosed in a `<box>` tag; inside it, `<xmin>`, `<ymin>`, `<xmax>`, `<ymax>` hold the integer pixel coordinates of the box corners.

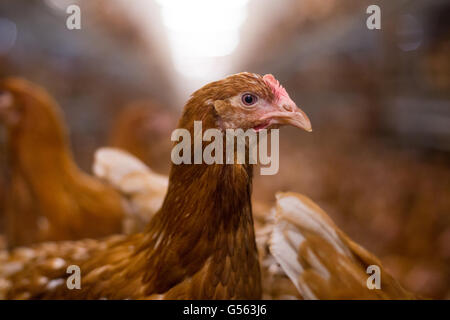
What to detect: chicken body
<box><xmin>0</xmin><ymin>72</ymin><xmax>311</xmax><ymax>299</ymax></box>
<box><xmin>1</xmin><ymin>164</ymin><xmax>259</xmax><ymax>299</ymax></box>
<box><xmin>92</xmin><ymin>147</ymin><xmax>289</xmax><ymax>298</ymax></box>
<box><xmin>266</xmin><ymin>192</ymin><xmax>418</xmax><ymax>299</ymax></box>
<box><xmin>0</xmin><ymin>78</ymin><xmax>125</xmax><ymax>248</ymax></box>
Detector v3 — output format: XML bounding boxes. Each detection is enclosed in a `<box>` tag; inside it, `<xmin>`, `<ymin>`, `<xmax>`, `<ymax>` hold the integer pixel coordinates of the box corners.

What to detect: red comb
<box><xmin>263</xmin><ymin>74</ymin><xmax>290</xmax><ymax>103</ymax></box>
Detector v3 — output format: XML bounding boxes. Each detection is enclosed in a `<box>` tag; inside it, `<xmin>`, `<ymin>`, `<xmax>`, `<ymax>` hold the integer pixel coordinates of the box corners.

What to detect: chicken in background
<box><xmin>0</xmin><ymin>78</ymin><xmax>125</xmax><ymax>248</ymax></box>
<box><xmin>109</xmin><ymin>100</ymin><xmax>176</xmax><ymax>175</ymax></box>
<box><xmin>0</xmin><ymin>72</ymin><xmax>312</xmax><ymax>299</ymax></box>
<box><xmin>93</xmin><ymin>147</ymin><xmax>168</xmax><ymax>234</ymax></box>
<box><xmin>264</xmin><ymin>192</ymin><xmax>418</xmax><ymax>299</ymax></box>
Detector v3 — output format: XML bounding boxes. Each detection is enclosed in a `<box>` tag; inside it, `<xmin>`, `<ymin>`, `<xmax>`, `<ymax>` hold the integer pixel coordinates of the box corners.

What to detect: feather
<box><xmin>93</xmin><ymin>147</ymin><xmax>168</xmax><ymax>233</ymax></box>
<box><xmin>268</xmin><ymin>192</ymin><xmax>418</xmax><ymax>299</ymax></box>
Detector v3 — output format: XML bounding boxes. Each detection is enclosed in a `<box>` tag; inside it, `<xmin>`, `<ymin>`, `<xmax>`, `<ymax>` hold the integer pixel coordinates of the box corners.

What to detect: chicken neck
<box><xmin>138</xmin><ymin>108</ymin><xmax>262</xmax><ymax>299</ymax></box>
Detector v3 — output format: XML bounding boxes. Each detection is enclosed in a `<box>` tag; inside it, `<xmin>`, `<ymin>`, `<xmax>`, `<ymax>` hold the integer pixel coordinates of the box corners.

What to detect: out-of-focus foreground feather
<box><xmin>267</xmin><ymin>192</ymin><xmax>418</xmax><ymax>299</ymax></box>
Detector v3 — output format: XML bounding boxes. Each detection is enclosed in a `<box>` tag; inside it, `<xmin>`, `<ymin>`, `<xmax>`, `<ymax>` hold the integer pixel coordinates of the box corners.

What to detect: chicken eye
<box><xmin>241</xmin><ymin>93</ymin><xmax>257</xmax><ymax>106</ymax></box>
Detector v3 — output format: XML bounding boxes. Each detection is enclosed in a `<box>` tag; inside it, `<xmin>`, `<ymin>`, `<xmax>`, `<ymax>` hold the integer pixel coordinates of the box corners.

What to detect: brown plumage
<box><xmin>0</xmin><ymin>169</ymin><xmax>5</xmax><ymax>235</ymax></box>
<box><xmin>266</xmin><ymin>192</ymin><xmax>418</xmax><ymax>299</ymax></box>
<box><xmin>91</xmin><ymin>147</ymin><xmax>287</xmax><ymax>298</ymax></box>
<box><xmin>0</xmin><ymin>78</ymin><xmax>125</xmax><ymax>248</ymax></box>
<box><xmin>0</xmin><ymin>72</ymin><xmax>311</xmax><ymax>299</ymax></box>
<box><xmin>108</xmin><ymin>100</ymin><xmax>176</xmax><ymax>174</ymax></box>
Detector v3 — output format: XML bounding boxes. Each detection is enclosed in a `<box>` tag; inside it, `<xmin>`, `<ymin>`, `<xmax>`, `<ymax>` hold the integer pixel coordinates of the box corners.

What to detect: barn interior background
<box><xmin>0</xmin><ymin>0</ymin><xmax>449</xmax><ymax>299</ymax></box>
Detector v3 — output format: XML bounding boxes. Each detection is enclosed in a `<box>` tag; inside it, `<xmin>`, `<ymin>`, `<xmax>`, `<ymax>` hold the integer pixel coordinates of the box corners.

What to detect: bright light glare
<box><xmin>168</xmin><ymin>29</ymin><xmax>240</xmax><ymax>57</ymax></box>
<box><xmin>171</xmin><ymin>56</ymin><xmax>232</xmax><ymax>80</ymax></box>
<box><xmin>161</xmin><ymin>5</ymin><xmax>247</xmax><ymax>33</ymax></box>
<box><xmin>156</xmin><ymin>0</ymin><xmax>250</xmax><ymax>79</ymax></box>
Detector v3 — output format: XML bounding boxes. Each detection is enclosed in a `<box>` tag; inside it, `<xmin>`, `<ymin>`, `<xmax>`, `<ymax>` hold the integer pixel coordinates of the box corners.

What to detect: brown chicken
<box><xmin>0</xmin><ymin>72</ymin><xmax>311</xmax><ymax>299</ymax></box>
<box><xmin>91</xmin><ymin>147</ymin><xmax>286</xmax><ymax>298</ymax></box>
<box><xmin>91</xmin><ymin>146</ymin><xmax>284</xmax><ymax>298</ymax></box>
<box><xmin>0</xmin><ymin>78</ymin><xmax>125</xmax><ymax>248</ymax></box>
<box><xmin>109</xmin><ymin>100</ymin><xmax>176</xmax><ymax>174</ymax></box>
<box><xmin>265</xmin><ymin>192</ymin><xmax>418</xmax><ymax>299</ymax></box>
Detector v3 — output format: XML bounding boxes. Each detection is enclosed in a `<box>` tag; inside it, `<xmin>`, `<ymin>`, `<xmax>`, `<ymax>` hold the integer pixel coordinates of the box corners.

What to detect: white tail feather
<box><xmin>93</xmin><ymin>147</ymin><xmax>168</xmax><ymax>233</ymax></box>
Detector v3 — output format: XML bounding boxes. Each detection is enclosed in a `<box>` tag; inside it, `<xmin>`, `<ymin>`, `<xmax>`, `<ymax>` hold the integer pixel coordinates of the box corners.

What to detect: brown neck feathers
<box><xmin>139</xmin><ymin>105</ymin><xmax>261</xmax><ymax>298</ymax></box>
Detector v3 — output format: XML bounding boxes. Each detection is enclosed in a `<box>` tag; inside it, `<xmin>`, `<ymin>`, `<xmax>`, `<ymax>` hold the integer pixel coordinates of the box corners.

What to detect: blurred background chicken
<box><xmin>0</xmin><ymin>78</ymin><xmax>125</xmax><ymax>247</ymax></box>
<box><xmin>93</xmin><ymin>147</ymin><xmax>168</xmax><ymax>233</ymax></box>
<box><xmin>108</xmin><ymin>101</ymin><xmax>176</xmax><ymax>175</ymax></box>
<box><xmin>0</xmin><ymin>0</ymin><xmax>449</xmax><ymax>299</ymax></box>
